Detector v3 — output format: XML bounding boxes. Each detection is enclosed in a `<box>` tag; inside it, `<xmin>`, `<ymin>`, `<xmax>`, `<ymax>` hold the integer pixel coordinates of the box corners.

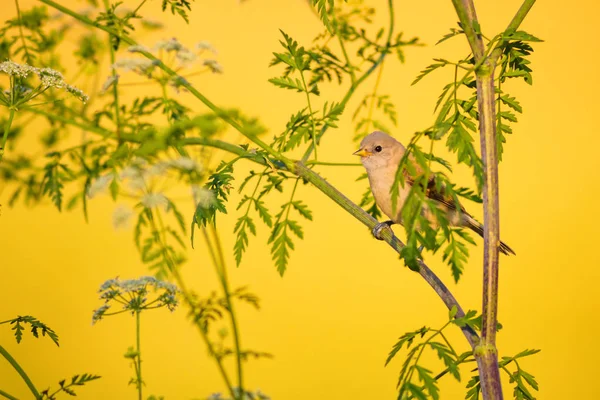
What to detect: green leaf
<box><xmin>9</xmin><ymin>315</ymin><xmax>59</xmax><ymax>346</ymax></box>
<box><xmin>401</xmin><ymin>382</ymin><xmax>427</xmax><ymax>400</ymax></box>
<box><xmin>254</xmin><ymin>199</ymin><xmax>273</xmax><ymax>227</ymax></box>
<box><xmin>268</xmin><ymin>76</ymin><xmax>305</xmax><ymax>92</ymax></box>
<box><xmin>310</xmin><ymin>0</ymin><xmax>335</xmax><ymax>34</ymax></box>
<box><xmin>412</xmin><ymin>59</ymin><xmax>449</xmax><ymax>86</ymax></box>
<box><xmin>436</xmin><ymin>27</ymin><xmax>464</xmax><ymax>45</ymax></box>
<box><xmin>428</xmin><ymin>341</ymin><xmax>460</xmax><ymax>381</ymax></box>
<box><xmin>502</xmin><ymin>30</ymin><xmax>543</xmax><ymax>43</ymax></box>
<box><xmin>291</xmin><ymin>201</ymin><xmax>313</xmax><ymax>220</ymax></box>
<box><xmin>415</xmin><ymin>365</ymin><xmax>440</xmax><ymax>400</ymax></box>
<box><xmin>465</xmin><ymin>375</ymin><xmax>481</xmax><ymax>400</ymax></box>
<box><xmin>385</xmin><ymin>327</ymin><xmax>429</xmax><ymax>366</ymax></box>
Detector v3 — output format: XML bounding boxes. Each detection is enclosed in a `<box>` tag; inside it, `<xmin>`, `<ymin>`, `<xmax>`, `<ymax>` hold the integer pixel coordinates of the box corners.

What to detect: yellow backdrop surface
<box><xmin>1</xmin><ymin>0</ymin><xmax>599</xmax><ymax>399</ymax></box>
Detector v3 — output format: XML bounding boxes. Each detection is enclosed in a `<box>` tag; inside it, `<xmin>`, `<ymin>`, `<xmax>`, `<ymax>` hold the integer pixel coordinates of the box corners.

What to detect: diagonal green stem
<box><xmin>102</xmin><ymin>0</ymin><xmax>122</xmax><ymax>141</ymax></box>
<box><xmin>0</xmin><ymin>389</ymin><xmax>18</xmax><ymax>400</ymax></box>
<box><xmin>38</xmin><ymin>0</ymin><xmax>289</xmax><ymax>168</ymax></box>
<box><xmin>0</xmin><ymin>344</ymin><xmax>41</xmax><ymax>399</ymax></box>
<box><xmin>206</xmin><ymin>225</ymin><xmax>245</xmax><ymax>399</ymax></box>
<box><xmin>20</xmin><ymin>104</ymin><xmax>478</xmax><ymax>349</ymax></box>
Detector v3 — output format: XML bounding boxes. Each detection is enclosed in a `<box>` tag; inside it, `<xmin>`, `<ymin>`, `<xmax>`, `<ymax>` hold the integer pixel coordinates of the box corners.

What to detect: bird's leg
<box><xmin>372</xmin><ymin>220</ymin><xmax>395</xmax><ymax>240</ymax></box>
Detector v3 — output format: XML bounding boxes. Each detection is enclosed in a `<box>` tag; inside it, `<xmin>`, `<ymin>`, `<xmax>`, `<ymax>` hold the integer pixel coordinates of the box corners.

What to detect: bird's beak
<box><xmin>353</xmin><ymin>148</ymin><xmax>371</xmax><ymax>157</ymax></box>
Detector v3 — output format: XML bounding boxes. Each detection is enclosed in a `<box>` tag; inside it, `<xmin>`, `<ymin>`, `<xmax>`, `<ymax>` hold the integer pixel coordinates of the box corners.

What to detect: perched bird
<box><xmin>354</xmin><ymin>131</ymin><xmax>515</xmax><ymax>255</ymax></box>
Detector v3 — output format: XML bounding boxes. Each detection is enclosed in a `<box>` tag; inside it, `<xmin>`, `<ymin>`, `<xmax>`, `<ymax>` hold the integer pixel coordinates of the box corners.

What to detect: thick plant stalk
<box><xmin>450</xmin><ymin>0</ymin><xmax>536</xmax><ymax>398</ymax></box>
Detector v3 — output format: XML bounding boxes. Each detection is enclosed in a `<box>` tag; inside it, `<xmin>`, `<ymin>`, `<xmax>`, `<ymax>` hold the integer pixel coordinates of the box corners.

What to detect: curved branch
<box><xmin>293</xmin><ymin>162</ymin><xmax>479</xmax><ymax>348</ymax></box>
<box><xmin>22</xmin><ymin>105</ymin><xmax>478</xmax><ymax>348</ymax></box>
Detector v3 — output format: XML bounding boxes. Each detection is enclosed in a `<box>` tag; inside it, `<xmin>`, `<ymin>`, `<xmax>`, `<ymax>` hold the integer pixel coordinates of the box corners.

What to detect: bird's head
<box><xmin>354</xmin><ymin>131</ymin><xmax>404</xmax><ymax>171</ymax></box>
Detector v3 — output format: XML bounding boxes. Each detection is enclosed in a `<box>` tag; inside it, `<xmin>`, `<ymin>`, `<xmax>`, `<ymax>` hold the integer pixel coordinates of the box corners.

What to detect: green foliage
<box><xmin>162</xmin><ymin>0</ymin><xmax>194</xmax><ymax>23</ymax></box>
<box><xmin>40</xmin><ymin>374</ymin><xmax>101</xmax><ymax>399</ymax></box>
<box><xmin>2</xmin><ymin>315</ymin><xmax>60</xmax><ymax>346</ymax></box>
<box><xmin>386</xmin><ymin>319</ymin><xmax>468</xmax><ymax>400</ymax></box>
<box><xmin>268</xmin><ymin>179</ymin><xmax>313</xmax><ymax>275</ymax></box>
<box><xmin>0</xmin><ymin>1</ymin><xmax>541</xmax><ymax>399</ymax></box>
<box><xmin>500</xmin><ymin>349</ymin><xmax>541</xmax><ymax>400</ymax></box>
<box><xmin>310</xmin><ymin>0</ymin><xmax>335</xmax><ymax>33</ymax></box>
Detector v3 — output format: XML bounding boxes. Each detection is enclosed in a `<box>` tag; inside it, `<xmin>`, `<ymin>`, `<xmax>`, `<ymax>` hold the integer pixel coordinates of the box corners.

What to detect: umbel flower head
<box><xmin>92</xmin><ymin>276</ymin><xmax>179</xmax><ymax>324</ymax></box>
<box><xmin>109</xmin><ymin>38</ymin><xmax>223</xmax><ymax>88</ymax></box>
<box><xmin>0</xmin><ymin>61</ymin><xmax>89</xmax><ymax>103</ymax></box>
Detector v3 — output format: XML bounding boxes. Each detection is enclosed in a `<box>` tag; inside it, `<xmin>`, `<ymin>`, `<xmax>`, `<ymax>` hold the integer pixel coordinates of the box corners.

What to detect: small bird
<box><xmin>354</xmin><ymin>131</ymin><xmax>515</xmax><ymax>255</ymax></box>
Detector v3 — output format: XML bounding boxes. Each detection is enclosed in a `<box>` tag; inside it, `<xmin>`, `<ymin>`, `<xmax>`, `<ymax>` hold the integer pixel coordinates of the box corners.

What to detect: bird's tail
<box><xmin>465</xmin><ymin>216</ymin><xmax>516</xmax><ymax>256</ymax></box>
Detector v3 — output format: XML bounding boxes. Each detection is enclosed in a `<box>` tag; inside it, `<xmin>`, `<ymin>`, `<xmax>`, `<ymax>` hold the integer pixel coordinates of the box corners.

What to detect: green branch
<box><xmin>0</xmin><ymin>389</ymin><xmax>18</xmax><ymax>400</ymax></box>
<box><xmin>450</xmin><ymin>1</ymin><xmax>536</xmax><ymax>399</ymax></box>
<box><xmin>293</xmin><ymin>162</ymin><xmax>480</xmax><ymax>348</ymax></box>
<box><xmin>38</xmin><ymin>0</ymin><xmax>290</xmax><ymax>168</ymax></box>
<box><xmin>0</xmin><ymin>344</ymin><xmax>41</xmax><ymax>399</ymax></box>
<box><xmin>207</xmin><ymin>225</ymin><xmax>245</xmax><ymax>398</ymax></box>
<box><xmin>102</xmin><ymin>0</ymin><xmax>122</xmax><ymax>140</ymax></box>
<box><xmin>32</xmin><ymin>0</ymin><xmax>479</xmax><ymax>358</ymax></box>
<box><xmin>20</xmin><ymin>104</ymin><xmax>478</xmax><ymax>350</ymax></box>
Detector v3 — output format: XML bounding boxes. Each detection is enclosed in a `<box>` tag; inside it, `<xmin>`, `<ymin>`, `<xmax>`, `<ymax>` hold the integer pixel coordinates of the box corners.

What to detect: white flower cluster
<box><xmin>92</xmin><ymin>276</ymin><xmax>179</xmax><ymax>324</ymax></box>
<box><xmin>113</xmin><ymin>38</ymin><xmax>223</xmax><ymax>79</ymax></box>
<box><xmin>112</xmin><ymin>58</ymin><xmax>159</xmax><ymax>76</ymax></box>
<box><xmin>0</xmin><ymin>61</ymin><xmax>89</xmax><ymax>103</ymax></box>
<box><xmin>88</xmin><ymin>156</ymin><xmax>203</xmax><ymax>200</ymax></box>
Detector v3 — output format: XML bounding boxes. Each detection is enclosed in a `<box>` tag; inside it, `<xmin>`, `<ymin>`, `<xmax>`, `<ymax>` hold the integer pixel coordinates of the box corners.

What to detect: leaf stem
<box><xmin>14</xmin><ymin>0</ymin><xmax>33</xmax><ymax>64</ymax></box>
<box><xmin>299</xmin><ymin>69</ymin><xmax>318</xmax><ymax>161</ymax></box>
<box><xmin>338</xmin><ymin>37</ymin><xmax>356</xmax><ymax>84</ymax></box>
<box><xmin>209</xmin><ymin>224</ymin><xmax>245</xmax><ymax>399</ymax></box>
<box><xmin>304</xmin><ymin>160</ymin><xmax>361</xmax><ymax>167</ymax></box>
<box><xmin>147</xmin><ymin>212</ymin><xmax>237</xmax><ymax>399</ymax></box>
<box><xmin>135</xmin><ymin>310</ymin><xmax>143</xmax><ymax>400</ymax></box>
<box><xmin>0</xmin><ymin>389</ymin><xmax>18</xmax><ymax>400</ymax></box>
<box><xmin>0</xmin><ymin>108</ymin><xmax>16</xmax><ymax>163</ymax></box>
<box><xmin>0</xmin><ymin>344</ymin><xmax>41</xmax><ymax>399</ymax></box>
<box><xmin>301</xmin><ymin>0</ymin><xmax>396</xmax><ymax>161</ymax></box>
<box><xmin>365</xmin><ymin>60</ymin><xmax>386</xmax><ymax>133</ymax></box>
<box><xmin>102</xmin><ymin>0</ymin><xmax>122</xmax><ymax>141</ymax></box>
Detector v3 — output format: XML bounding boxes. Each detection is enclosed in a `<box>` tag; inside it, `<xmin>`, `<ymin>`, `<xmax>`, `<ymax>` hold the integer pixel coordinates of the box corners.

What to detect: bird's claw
<box><xmin>372</xmin><ymin>220</ymin><xmax>394</xmax><ymax>240</ymax></box>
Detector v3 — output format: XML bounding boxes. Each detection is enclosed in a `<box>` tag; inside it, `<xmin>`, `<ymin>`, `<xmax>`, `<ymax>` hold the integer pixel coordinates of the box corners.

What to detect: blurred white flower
<box><xmin>112</xmin><ymin>58</ymin><xmax>158</xmax><ymax>76</ymax></box>
<box><xmin>127</xmin><ymin>45</ymin><xmax>150</xmax><ymax>53</ymax></box>
<box><xmin>87</xmin><ymin>174</ymin><xmax>113</xmax><ymax>198</ymax></box>
<box><xmin>141</xmin><ymin>192</ymin><xmax>169</xmax><ymax>210</ymax></box>
<box><xmin>147</xmin><ymin>162</ymin><xmax>169</xmax><ymax>176</ymax></box>
<box><xmin>170</xmin><ymin>157</ymin><xmax>200</xmax><ymax>171</ymax></box>
<box><xmin>100</xmin><ymin>74</ymin><xmax>119</xmax><ymax>93</ymax></box>
<box><xmin>112</xmin><ymin>205</ymin><xmax>133</xmax><ymax>229</ymax></box>
<box><xmin>192</xmin><ymin>185</ymin><xmax>215</xmax><ymax>208</ymax></box>
<box><xmin>196</xmin><ymin>40</ymin><xmax>218</xmax><ymax>54</ymax></box>
<box><xmin>176</xmin><ymin>48</ymin><xmax>197</xmax><ymax>64</ymax></box>
<box><xmin>154</xmin><ymin>38</ymin><xmax>183</xmax><ymax>52</ymax></box>
<box><xmin>203</xmin><ymin>59</ymin><xmax>223</xmax><ymax>74</ymax></box>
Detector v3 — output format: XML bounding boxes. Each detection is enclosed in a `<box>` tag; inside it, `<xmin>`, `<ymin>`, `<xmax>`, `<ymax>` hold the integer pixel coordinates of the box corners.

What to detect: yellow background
<box><xmin>1</xmin><ymin>0</ymin><xmax>599</xmax><ymax>399</ymax></box>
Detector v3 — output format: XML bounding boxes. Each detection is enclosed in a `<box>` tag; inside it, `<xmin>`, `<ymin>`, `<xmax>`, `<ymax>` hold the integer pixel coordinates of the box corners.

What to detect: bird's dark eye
<box><xmin>374</xmin><ymin>145</ymin><xmax>383</xmax><ymax>153</ymax></box>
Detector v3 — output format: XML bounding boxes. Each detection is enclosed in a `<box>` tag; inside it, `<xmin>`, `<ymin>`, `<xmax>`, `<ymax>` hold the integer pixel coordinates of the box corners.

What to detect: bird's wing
<box><xmin>399</xmin><ymin>151</ymin><xmax>470</xmax><ymax>216</ymax></box>
<box><xmin>406</xmin><ymin>173</ymin><xmax>469</xmax><ymax>215</ymax></box>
